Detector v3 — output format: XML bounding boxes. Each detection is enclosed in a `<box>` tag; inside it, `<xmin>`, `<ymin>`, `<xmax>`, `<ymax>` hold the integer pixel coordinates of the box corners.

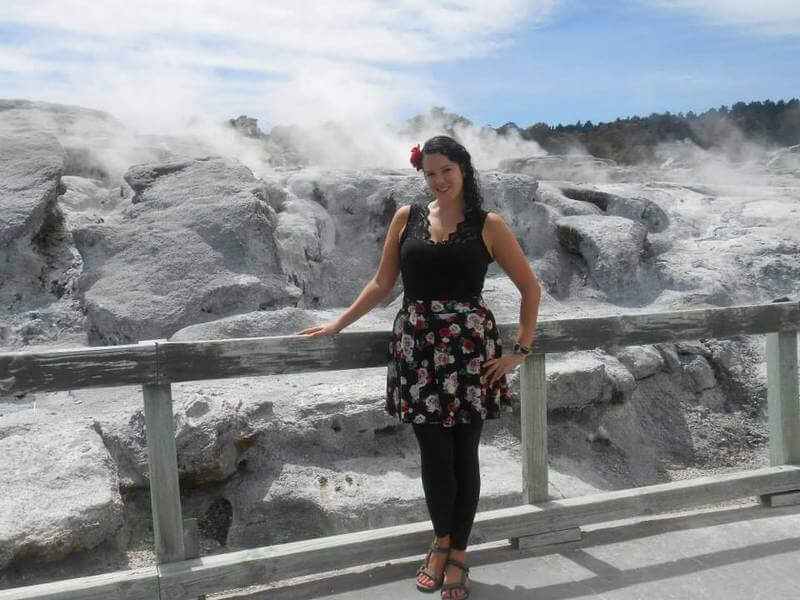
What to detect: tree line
<box><xmin>518</xmin><ymin>99</ymin><xmax>800</xmax><ymax>163</ymax></box>
<box><xmin>413</xmin><ymin>100</ymin><xmax>800</xmax><ymax>164</ymax></box>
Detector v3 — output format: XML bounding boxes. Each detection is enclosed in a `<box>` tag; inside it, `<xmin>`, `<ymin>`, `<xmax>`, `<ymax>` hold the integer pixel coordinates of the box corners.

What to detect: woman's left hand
<box><xmin>483</xmin><ymin>353</ymin><xmax>526</xmax><ymax>386</ymax></box>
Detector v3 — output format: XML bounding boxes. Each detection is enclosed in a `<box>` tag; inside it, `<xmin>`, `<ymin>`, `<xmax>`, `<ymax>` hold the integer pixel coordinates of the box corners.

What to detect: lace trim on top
<box><xmin>405</xmin><ymin>203</ymin><xmax>485</xmax><ymax>246</ymax></box>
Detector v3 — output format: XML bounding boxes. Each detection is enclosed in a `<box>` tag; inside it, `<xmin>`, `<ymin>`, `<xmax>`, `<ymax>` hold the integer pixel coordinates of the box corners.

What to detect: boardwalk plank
<box><xmin>0</xmin><ymin>567</ymin><xmax>158</xmax><ymax>600</ymax></box>
<box><xmin>159</xmin><ymin>465</ymin><xmax>800</xmax><ymax>599</ymax></box>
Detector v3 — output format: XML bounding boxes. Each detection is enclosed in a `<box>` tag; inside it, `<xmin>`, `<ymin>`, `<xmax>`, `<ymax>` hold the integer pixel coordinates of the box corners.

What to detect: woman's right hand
<box><xmin>296</xmin><ymin>322</ymin><xmax>342</xmax><ymax>337</ymax></box>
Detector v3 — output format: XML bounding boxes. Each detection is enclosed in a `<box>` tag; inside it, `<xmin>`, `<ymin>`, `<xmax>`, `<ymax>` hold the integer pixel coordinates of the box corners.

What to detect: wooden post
<box><xmin>521</xmin><ymin>353</ymin><xmax>548</xmax><ymax>503</ymax></box>
<box><xmin>183</xmin><ymin>518</ymin><xmax>200</xmax><ymax>560</ymax></box>
<box><xmin>143</xmin><ymin>383</ymin><xmax>186</xmax><ymax>564</ymax></box>
<box><xmin>766</xmin><ymin>331</ymin><xmax>800</xmax><ymax>466</ymax></box>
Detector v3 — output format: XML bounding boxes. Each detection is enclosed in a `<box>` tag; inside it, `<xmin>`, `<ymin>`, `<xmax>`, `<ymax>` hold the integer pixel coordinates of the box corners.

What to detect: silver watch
<box><xmin>512</xmin><ymin>342</ymin><xmax>531</xmax><ymax>356</ymax></box>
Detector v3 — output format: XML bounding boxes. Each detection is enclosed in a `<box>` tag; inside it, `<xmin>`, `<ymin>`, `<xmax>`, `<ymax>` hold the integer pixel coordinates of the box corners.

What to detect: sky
<box><xmin>1</xmin><ymin>0</ymin><xmax>799</xmax><ymax>134</ymax></box>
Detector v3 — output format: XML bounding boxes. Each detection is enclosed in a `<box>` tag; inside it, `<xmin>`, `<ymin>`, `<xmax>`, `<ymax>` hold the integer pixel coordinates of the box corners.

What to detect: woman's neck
<box><xmin>429</xmin><ymin>195</ymin><xmax>465</xmax><ymax>215</ymax></box>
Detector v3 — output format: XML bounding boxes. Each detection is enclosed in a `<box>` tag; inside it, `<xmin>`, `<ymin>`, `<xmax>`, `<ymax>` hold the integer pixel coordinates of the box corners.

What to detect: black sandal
<box><xmin>415</xmin><ymin>543</ymin><xmax>450</xmax><ymax>593</ymax></box>
<box><xmin>441</xmin><ymin>558</ymin><xmax>470</xmax><ymax>599</ymax></box>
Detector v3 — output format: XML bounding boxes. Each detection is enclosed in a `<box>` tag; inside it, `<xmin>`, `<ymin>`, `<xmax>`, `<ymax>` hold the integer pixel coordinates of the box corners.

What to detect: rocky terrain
<box><xmin>1</xmin><ymin>99</ymin><xmax>798</xmax><ymax>589</ymax></box>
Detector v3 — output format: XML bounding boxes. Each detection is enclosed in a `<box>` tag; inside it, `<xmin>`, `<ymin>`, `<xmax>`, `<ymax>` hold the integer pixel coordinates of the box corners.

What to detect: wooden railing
<box><xmin>0</xmin><ymin>300</ymin><xmax>798</xmax><ymax>599</ymax></box>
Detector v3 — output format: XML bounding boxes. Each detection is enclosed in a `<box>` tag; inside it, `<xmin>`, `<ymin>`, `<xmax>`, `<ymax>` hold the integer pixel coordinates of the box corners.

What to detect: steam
<box><xmin>645</xmin><ymin>0</ymin><xmax>800</xmax><ymax>36</ymax></box>
<box><xmin>257</xmin><ymin>111</ymin><xmax>546</xmax><ymax>172</ymax></box>
<box><xmin>650</xmin><ymin>117</ymin><xmax>799</xmax><ymax>188</ymax></box>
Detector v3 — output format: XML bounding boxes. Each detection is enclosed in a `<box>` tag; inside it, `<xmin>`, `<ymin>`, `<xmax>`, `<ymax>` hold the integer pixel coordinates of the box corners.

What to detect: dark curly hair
<box><xmin>421</xmin><ymin>135</ymin><xmax>483</xmax><ymax>218</ymax></box>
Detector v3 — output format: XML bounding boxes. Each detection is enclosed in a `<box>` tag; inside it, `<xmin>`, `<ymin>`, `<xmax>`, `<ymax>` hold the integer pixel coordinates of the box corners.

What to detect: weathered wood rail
<box><xmin>1</xmin><ymin>300</ymin><xmax>798</xmax><ymax>600</ymax></box>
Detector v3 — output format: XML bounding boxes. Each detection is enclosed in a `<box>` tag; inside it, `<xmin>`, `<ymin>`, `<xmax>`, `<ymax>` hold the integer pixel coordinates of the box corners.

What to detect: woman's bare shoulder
<box><xmin>482</xmin><ymin>211</ymin><xmax>516</xmax><ymax>252</ymax></box>
<box><xmin>394</xmin><ymin>204</ymin><xmax>412</xmax><ymax>226</ymax></box>
<box><xmin>483</xmin><ymin>211</ymin><xmax>509</xmax><ymax>232</ymax></box>
<box><xmin>394</xmin><ymin>204</ymin><xmax>413</xmax><ymax>241</ymax></box>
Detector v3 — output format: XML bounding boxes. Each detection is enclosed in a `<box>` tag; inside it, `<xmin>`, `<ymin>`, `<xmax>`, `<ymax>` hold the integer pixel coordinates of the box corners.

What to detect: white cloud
<box><xmin>1</xmin><ymin>1</ymin><xmax>556</xmax><ymax>59</ymax></box>
<box><xmin>0</xmin><ymin>1</ymin><xmax>559</xmax><ymax>170</ymax></box>
<box><xmin>0</xmin><ymin>52</ymin><xmax>50</xmax><ymax>73</ymax></box>
<box><xmin>0</xmin><ymin>1</ymin><xmax>561</xmax><ymax>134</ymax></box>
<box><xmin>646</xmin><ymin>0</ymin><xmax>800</xmax><ymax>35</ymax></box>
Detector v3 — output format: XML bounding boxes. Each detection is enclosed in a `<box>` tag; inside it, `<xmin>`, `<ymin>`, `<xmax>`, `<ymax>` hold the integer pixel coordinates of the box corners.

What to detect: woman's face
<box><xmin>421</xmin><ymin>152</ymin><xmax>464</xmax><ymax>205</ymax></box>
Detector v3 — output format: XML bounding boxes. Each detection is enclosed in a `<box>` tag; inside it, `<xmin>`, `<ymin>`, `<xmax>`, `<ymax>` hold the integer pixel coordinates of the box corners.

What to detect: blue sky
<box><xmin>1</xmin><ymin>1</ymin><xmax>799</xmax><ymax>133</ymax></box>
<box><xmin>447</xmin><ymin>1</ymin><xmax>800</xmax><ymax>127</ymax></box>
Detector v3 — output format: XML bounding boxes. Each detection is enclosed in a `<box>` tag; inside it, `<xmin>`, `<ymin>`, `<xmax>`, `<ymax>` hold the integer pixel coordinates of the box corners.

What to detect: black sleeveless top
<box><xmin>400</xmin><ymin>203</ymin><xmax>493</xmax><ymax>300</ymax></box>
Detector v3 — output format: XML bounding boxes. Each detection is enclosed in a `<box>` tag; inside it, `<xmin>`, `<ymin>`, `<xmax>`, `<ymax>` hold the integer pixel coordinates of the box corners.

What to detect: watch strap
<box><xmin>512</xmin><ymin>342</ymin><xmax>531</xmax><ymax>355</ymax></box>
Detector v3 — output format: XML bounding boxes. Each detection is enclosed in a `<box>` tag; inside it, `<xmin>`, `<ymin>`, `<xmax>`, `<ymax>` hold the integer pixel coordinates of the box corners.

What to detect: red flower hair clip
<box><xmin>409</xmin><ymin>144</ymin><xmax>422</xmax><ymax>171</ymax></box>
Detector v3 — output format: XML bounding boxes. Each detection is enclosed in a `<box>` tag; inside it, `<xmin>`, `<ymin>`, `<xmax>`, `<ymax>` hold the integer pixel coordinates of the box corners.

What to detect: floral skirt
<box><xmin>386</xmin><ymin>296</ymin><xmax>512</xmax><ymax>426</ymax></box>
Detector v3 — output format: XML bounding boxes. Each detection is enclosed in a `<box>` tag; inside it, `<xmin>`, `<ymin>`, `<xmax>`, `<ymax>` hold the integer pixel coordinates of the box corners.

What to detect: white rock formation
<box><xmin>0</xmin><ymin>412</ymin><xmax>123</xmax><ymax>570</ymax></box>
<box><xmin>0</xmin><ymin>132</ymin><xmax>65</xmax><ymax>306</ymax></box>
<box><xmin>73</xmin><ymin>157</ymin><xmax>301</xmax><ymax>343</ymax></box>
<box><xmin>0</xmin><ymin>99</ymin><xmax>795</xmax><ymax>574</ymax></box>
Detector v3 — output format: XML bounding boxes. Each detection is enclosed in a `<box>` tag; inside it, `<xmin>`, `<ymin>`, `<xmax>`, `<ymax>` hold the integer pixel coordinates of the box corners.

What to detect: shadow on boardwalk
<box><xmin>210</xmin><ymin>502</ymin><xmax>800</xmax><ymax>599</ymax></box>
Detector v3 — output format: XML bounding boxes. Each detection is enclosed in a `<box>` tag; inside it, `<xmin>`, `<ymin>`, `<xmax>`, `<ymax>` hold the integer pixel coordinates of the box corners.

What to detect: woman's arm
<box><xmin>297</xmin><ymin>205</ymin><xmax>410</xmax><ymax>337</ymax></box>
<box><xmin>482</xmin><ymin>212</ymin><xmax>542</xmax><ymax>384</ymax></box>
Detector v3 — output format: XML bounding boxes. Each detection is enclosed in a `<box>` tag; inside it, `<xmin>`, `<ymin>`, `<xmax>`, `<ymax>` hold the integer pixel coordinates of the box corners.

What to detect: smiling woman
<box><xmin>422</xmin><ymin>153</ymin><xmax>464</xmax><ymax>209</ymax></box>
<box><xmin>298</xmin><ymin>134</ymin><xmax>542</xmax><ymax>599</ymax></box>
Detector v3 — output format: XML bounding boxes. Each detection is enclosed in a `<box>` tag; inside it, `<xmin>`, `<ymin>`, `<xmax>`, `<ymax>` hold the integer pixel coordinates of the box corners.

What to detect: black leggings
<box><xmin>412</xmin><ymin>419</ymin><xmax>483</xmax><ymax>551</ymax></box>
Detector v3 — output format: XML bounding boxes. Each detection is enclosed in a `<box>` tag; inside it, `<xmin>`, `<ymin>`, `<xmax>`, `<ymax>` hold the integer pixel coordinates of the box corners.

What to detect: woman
<box><xmin>298</xmin><ymin>135</ymin><xmax>541</xmax><ymax>599</ymax></box>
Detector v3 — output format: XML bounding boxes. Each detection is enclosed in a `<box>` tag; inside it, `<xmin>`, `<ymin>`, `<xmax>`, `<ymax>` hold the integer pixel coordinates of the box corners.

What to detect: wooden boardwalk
<box><xmin>219</xmin><ymin>502</ymin><xmax>800</xmax><ymax>600</ymax></box>
<box><xmin>1</xmin><ymin>300</ymin><xmax>798</xmax><ymax>599</ymax></box>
